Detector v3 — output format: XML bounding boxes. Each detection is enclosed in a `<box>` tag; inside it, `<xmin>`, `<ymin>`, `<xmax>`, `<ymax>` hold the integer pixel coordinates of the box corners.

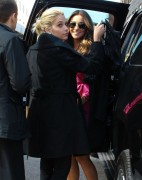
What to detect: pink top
<box><xmin>76</xmin><ymin>72</ymin><xmax>90</xmax><ymax>124</ymax></box>
<box><xmin>76</xmin><ymin>73</ymin><xmax>89</xmax><ymax>99</ymax></box>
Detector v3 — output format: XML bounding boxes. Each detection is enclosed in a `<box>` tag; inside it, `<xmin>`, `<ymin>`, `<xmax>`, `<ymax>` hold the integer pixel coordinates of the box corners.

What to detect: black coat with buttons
<box><xmin>25</xmin><ymin>33</ymin><xmax>105</xmax><ymax>158</ymax></box>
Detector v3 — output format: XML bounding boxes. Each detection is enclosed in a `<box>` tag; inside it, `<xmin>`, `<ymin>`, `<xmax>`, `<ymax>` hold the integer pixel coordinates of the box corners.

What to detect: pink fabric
<box><xmin>76</xmin><ymin>73</ymin><xmax>90</xmax><ymax>124</ymax></box>
<box><xmin>123</xmin><ymin>92</ymin><xmax>142</xmax><ymax>114</ymax></box>
<box><xmin>76</xmin><ymin>73</ymin><xmax>89</xmax><ymax>98</ymax></box>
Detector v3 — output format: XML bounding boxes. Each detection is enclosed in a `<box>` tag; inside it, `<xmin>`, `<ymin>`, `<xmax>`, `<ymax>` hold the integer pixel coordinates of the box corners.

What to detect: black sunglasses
<box><xmin>68</xmin><ymin>22</ymin><xmax>86</xmax><ymax>29</ymax></box>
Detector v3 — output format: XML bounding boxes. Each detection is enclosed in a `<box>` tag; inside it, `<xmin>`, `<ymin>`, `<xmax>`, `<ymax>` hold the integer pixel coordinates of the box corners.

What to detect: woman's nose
<box><xmin>74</xmin><ymin>24</ymin><xmax>79</xmax><ymax>29</ymax></box>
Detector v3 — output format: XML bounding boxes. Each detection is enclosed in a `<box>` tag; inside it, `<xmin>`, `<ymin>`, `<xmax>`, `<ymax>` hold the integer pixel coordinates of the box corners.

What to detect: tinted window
<box><xmin>130</xmin><ymin>23</ymin><xmax>142</xmax><ymax>65</ymax></box>
<box><xmin>122</xmin><ymin>16</ymin><xmax>142</xmax><ymax>64</ymax></box>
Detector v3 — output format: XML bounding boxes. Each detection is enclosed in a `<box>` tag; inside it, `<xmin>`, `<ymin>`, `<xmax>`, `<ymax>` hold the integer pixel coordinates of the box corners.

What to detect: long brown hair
<box><xmin>67</xmin><ymin>10</ymin><xmax>94</xmax><ymax>55</ymax></box>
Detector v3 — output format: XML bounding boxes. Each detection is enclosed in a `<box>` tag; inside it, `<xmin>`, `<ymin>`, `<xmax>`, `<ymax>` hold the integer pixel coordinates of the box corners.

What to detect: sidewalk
<box><xmin>24</xmin><ymin>156</ymin><xmax>108</xmax><ymax>180</ymax></box>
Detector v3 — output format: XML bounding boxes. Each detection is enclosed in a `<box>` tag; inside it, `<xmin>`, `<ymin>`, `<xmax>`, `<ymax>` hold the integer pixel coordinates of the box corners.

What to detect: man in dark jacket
<box><xmin>0</xmin><ymin>0</ymin><xmax>31</xmax><ymax>180</ymax></box>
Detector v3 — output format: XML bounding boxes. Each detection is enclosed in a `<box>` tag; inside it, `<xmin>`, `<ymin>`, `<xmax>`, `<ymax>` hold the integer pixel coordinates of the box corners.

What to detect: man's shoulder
<box><xmin>0</xmin><ymin>24</ymin><xmax>15</xmax><ymax>37</ymax></box>
<box><xmin>0</xmin><ymin>28</ymin><xmax>18</xmax><ymax>45</ymax></box>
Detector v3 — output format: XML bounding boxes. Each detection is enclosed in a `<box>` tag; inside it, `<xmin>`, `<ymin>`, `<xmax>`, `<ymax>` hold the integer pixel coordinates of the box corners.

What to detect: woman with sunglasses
<box><xmin>67</xmin><ymin>10</ymin><xmax>104</xmax><ymax>180</ymax></box>
<box><xmin>25</xmin><ymin>8</ymin><xmax>105</xmax><ymax>180</ymax></box>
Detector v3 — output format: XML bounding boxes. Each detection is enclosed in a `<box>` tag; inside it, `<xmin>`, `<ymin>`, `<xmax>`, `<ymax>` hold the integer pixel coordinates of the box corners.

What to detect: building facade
<box><xmin>123</xmin><ymin>0</ymin><xmax>142</xmax><ymax>19</ymax></box>
<box><xmin>15</xmin><ymin>0</ymin><xmax>34</xmax><ymax>34</ymax></box>
<box><xmin>121</xmin><ymin>0</ymin><xmax>132</xmax><ymax>3</ymax></box>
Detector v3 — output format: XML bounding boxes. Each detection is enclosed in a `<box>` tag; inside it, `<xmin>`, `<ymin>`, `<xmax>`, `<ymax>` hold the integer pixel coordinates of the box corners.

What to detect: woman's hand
<box><xmin>93</xmin><ymin>23</ymin><xmax>106</xmax><ymax>42</ymax></box>
<box><xmin>81</xmin><ymin>96</ymin><xmax>88</xmax><ymax>104</ymax></box>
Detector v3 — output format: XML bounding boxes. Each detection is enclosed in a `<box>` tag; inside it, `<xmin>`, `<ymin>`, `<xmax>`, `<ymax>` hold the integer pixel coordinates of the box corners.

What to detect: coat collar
<box><xmin>30</xmin><ymin>33</ymin><xmax>78</xmax><ymax>55</ymax></box>
<box><xmin>0</xmin><ymin>23</ymin><xmax>15</xmax><ymax>33</ymax></box>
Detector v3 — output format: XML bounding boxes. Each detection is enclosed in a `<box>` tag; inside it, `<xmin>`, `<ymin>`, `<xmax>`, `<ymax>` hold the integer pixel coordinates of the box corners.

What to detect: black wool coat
<box><xmin>25</xmin><ymin>33</ymin><xmax>105</xmax><ymax>158</ymax></box>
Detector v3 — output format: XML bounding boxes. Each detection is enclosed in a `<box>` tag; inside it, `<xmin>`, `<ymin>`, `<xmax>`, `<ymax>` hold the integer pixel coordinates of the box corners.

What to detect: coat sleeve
<box><xmin>4</xmin><ymin>36</ymin><xmax>31</xmax><ymax>94</ymax></box>
<box><xmin>57</xmin><ymin>42</ymin><xmax>105</xmax><ymax>75</ymax></box>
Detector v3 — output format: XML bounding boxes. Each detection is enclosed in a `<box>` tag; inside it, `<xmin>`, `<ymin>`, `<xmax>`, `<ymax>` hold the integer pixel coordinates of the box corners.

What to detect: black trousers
<box><xmin>40</xmin><ymin>156</ymin><xmax>71</xmax><ymax>180</ymax></box>
<box><xmin>0</xmin><ymin>138</ymin><xmax>25</xmax><ymax>180</ymax></box>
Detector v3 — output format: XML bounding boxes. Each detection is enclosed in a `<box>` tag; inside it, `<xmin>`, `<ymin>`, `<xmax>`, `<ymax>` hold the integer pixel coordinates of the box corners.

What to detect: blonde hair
<box><xmin>32</xmin><ymin>9</ymin><xmax>64</xmax><ymax>36</ymax></box>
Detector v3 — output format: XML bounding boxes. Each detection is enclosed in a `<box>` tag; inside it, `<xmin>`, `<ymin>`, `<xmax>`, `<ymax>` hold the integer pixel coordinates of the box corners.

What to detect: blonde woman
<box><xmin>25</xmin><ymin>8</ymin><xmax>105</xmax><ymax>180</ymax></box>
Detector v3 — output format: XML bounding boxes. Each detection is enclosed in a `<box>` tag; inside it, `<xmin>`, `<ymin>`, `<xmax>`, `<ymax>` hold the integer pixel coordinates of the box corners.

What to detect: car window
<box><xmin>24</xmin><ymin>2</ymin><xmax>120</xmax><ymax>47</ymax></box>
<box><xmin>122</xmin><ymin>15</ymin><xmax>142</xmax><ymax>63</ymax></box>
<box><xmin>23</xmin><ymin>0</ymin><xmax>125</xmax><ymax>46</ymax></box>
<box><xmin>130</xmin><ymin>24</ymin><xmax>142</xmax><ymax>65</ymax></box>
<box><xmin>50</xmin><ymin>7</ymin><xmax>110</xmax><ymax>25</ymax></box>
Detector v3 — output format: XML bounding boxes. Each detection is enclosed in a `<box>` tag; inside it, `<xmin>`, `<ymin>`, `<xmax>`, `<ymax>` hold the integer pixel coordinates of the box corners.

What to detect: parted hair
<box><xmin>0</xmin><ymin>0</ymin><xmax>17</xmax><ymax>23</ymax></box>
<box><xmin>32</xmin><ymin>9</ymin><xmax>64</xmax><ymax>37</ymax></box>
<box><xmin>67</xmin><ymin>10</ymin><xmax>94</xmax><ymax>55</ymax></box>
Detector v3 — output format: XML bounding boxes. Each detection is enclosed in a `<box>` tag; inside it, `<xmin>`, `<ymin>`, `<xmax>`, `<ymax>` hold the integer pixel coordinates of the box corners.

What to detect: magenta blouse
<box><xmin>76</xmin><ymin>72</ymin><xmax>90</xmax><ymax>125</ymax></box>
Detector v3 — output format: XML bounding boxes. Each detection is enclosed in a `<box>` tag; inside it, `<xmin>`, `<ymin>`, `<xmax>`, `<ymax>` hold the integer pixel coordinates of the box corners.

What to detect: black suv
<box><xmin>23</xmin><ymin>0</ymin><xmax>142</xmax><ymax>179</ymax></box>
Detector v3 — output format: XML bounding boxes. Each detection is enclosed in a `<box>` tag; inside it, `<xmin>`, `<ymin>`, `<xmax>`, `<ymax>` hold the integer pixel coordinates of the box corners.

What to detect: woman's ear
<box><xmin>44</xmin><ymin>27</ymin><xmax>52</xmax><ymax>34</ymax></box>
